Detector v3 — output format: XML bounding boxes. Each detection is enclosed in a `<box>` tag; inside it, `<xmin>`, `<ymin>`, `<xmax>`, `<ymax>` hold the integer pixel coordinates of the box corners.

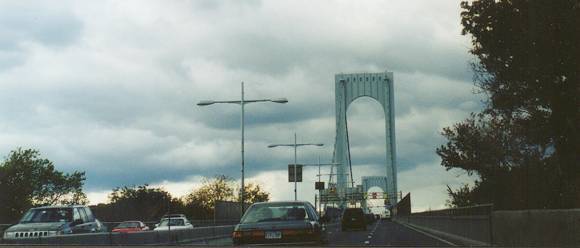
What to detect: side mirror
<box><xmin>155</xmin><ymin>223</ymin><xmax>159</xmax><ymax>227</ymax></box>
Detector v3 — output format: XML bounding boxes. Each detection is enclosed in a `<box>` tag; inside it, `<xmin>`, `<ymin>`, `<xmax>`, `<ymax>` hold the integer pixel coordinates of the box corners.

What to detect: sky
<box><xmin>0</xmin><ymin>0</ymin><xmax>483</xmax><ymax>212</ymax></box>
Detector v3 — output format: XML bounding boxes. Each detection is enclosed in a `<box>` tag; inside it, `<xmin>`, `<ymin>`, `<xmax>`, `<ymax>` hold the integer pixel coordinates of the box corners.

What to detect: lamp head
<box><xmin>197</xmin><ymin>100</ymin><xmax>215</xmax><ymax>106</ymax></box>
<box><xmin>271</xmin><ymin>98</ymin><xmax>288</xmax><ymax>104</ymax></box>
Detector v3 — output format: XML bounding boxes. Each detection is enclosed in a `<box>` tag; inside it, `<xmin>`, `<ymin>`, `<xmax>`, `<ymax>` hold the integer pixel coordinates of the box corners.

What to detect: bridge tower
<box><xmin>332</xmin><ymin>71</ymin><xmax>397</xmax><ymax>208</ymax></box>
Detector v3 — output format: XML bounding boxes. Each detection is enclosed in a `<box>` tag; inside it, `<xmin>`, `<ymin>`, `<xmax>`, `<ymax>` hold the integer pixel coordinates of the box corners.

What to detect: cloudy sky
<box><xmin>0</xmin><ymin>0</ymin><xmax>483</xmax><ymax>211</ymax></box>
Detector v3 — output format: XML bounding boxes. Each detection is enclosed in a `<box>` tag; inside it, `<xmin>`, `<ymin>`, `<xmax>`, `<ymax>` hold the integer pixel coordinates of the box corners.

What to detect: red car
<box><xmin>111</xmin><ymin>221</ymin><xmax>149</xmax><ymax>233</ymax></box>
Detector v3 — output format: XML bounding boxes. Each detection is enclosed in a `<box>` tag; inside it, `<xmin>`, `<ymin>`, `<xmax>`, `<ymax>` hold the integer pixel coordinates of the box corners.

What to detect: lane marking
<box><xmin>399</xmin><ymin>222</ymin><xmax>457</xmax><ymax>246</ymax></box>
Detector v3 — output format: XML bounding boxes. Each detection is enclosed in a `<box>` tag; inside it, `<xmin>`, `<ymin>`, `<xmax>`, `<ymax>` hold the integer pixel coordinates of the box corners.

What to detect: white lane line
<box><xmin>363</xmin><ymin>220</ymin><xmax>381</xmax><ymax>245</ymax></box>
<box><xmin>400</xmin><ymin>222</ymin><xmax>457</xmax><ymax>247</ymax></box>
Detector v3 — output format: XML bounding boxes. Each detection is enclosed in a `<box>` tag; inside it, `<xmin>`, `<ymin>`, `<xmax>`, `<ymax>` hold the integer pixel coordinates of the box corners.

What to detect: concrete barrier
<box><xmin>1</xmin><ymin>225</ymin><xmax>234</xmax><ymax>245</ymax></box>
<box><xmin>395</xmin><ymin>215</ymin><xmax>491</xmax><ymax>246</ymax></box>
<box><xmin>492</xmin><ymin>209</ymin><xmax>580</xmax><ymax>247</ymax></box>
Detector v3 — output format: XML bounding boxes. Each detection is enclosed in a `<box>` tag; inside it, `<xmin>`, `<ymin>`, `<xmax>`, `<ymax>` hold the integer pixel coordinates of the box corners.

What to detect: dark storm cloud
<box><xmin>0</xmin><ymin>1</ymin><xmax>480</xmax><ymax>207</ymax></box>
<box><xmin>0</xmin><ymin>1</ymin><xmax>82</xmax><ymax>70</ymax></box>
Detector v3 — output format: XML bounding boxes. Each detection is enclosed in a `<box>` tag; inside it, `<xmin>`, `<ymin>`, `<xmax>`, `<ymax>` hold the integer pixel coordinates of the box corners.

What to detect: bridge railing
<box><xmin>1</xmin><ymin>225</ymin><xmax>234</xmax><ymax>245</ymax></box>
<box><xmin>394</xmin><ymin>204</ymin><xmax>493</xmax><ymax>246</ymax></box>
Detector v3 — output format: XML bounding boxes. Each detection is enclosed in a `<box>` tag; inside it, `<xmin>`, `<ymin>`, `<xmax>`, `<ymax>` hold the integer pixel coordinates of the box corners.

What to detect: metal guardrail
<box><xmin>1</xmin><ymin>225</ymin><xmax>235</xmax><ymax>245</ymax></box>
<box><xmin>101</xmin><ymin>219</ymin><xmax>240</xmax><ymax>230</ymax></box>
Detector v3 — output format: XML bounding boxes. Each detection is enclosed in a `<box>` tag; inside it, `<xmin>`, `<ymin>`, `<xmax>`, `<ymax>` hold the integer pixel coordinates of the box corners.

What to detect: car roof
<box><xmin>251</xmin><ymin>201</ymin><xmax>310</xmax><ymax>206</ymax></box>
<box><xmin>161</xmin><ymin>216</ymin><xmax>187</xmax><ymax>220</ymax></box>
<box><xmin>163</xmin><ymin>214</ymin><xmax>186</xmax><ymax>217</ymax></box>
<box><xmin>32</xmin><ymin>205</ymin><xmax>86</xmax><ymax>209</ymax></box>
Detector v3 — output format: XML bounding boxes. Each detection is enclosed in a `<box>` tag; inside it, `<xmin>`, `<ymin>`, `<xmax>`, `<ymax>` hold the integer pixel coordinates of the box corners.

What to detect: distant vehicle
<box><xmin>111</xmin><ymin>221</ymin><xmax>149</xmax><ymax>233</ymax></box>
<box><xmin>162</xmin><ymin>213</ymin><xmax>187</xmax><ymax>219</ymax></box>
<box><xmin>322</xmin><ymin>207</ymin><xmax>341</xmax><ymax>222</ymax></box>
<box><xmin>365</xmin><ymin>213</ymin><xmax>376</xmax><ymax>224</ymax></box>
<box><xmin>232</xmin><ymin>201</ymin><xmax>327</xmax><ymax>245</ymax></box>
<box><xmin>154</xmin><ymin>217</ymin><xmax>194</xmax><ymax>231</ymax></box>
<box><xmin>382</xmin><ymin>209</ymin><xmax>392</xmax><ymax>220</ymax></box>
<box><xmin>341</xmin><ymin>208</ymin><xmax>366</xmax><ymax>231</ymax></box>
<box><xmin>3</xmin><ymin>205</ymin><xmax>105</xmax><ymax>240</ymax></box>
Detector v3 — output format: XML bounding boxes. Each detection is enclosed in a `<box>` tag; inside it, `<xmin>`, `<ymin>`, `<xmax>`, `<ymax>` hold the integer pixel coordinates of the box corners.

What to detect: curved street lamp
<box><xmin>197</xmin><ymin>82</ymin><xmax>288</xmax><ymax>215</ymax></box>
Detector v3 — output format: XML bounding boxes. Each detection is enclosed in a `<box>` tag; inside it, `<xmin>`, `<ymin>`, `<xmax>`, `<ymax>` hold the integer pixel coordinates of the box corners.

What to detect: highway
<box><xmin>326</xmin><ymin>219</ymin><xmax>454</xmax><ymax>247</ymax></box>
<box><xmin>196</xmin><ymin>219</ymin><xmax>456</xmax><ymax>247</ymax></box>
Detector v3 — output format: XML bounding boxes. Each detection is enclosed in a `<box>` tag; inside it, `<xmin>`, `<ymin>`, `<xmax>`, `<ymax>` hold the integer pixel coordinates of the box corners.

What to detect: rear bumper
<box><xmin>233</xmin><ymin>233</ymin><xmax>323</xmax><ymax>245</ymax></box>
<box><xmin>341</xmin><ymin>221</ymin><xmax>366</xmax><ymax>229</ymax></box>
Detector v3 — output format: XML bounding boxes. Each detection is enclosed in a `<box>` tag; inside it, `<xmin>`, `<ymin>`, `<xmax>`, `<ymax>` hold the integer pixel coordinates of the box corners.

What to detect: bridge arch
<box><xmin>332</xmin><ymin>71</ymin><xmax>397</xmax><ymax>207</ymax></box>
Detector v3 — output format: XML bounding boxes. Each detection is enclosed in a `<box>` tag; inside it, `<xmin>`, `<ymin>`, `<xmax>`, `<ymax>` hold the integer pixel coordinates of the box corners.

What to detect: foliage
<box><xmin>183</xmin><ymin>175</ymin><xmax>271</xmax><ymax>218</ymax></box>
<box><xmin>0</xmin><ymin>148</ymin><xmax>87</xmax><ymax>223</ymax></box>
<box><xmin>440</xmin><ymin>0</ymin><xmax>579</xmax><ymax>209</ymax></box>
<box><xmin>238</xmin><ymin>182</ymin><xmax>270</xmax><ymax>204</ymax></box>
<box><xmin>90</xmin><ymin>184</ymin><xmax>187</xmax><ymax>222</ymax></box>
<box><xmin>446</xmin><ymin>184</ymin><xmax>474</xmax><ymax>208</ymax></box>
<box><xmin>183</xmin><ymin>175</ymin><xmax>235</xmax><ymax>215</ymax></box>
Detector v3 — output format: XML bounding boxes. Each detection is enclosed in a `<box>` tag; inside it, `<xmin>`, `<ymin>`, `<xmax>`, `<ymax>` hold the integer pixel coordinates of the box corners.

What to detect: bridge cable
<box><xmin>343</xmin><ymin>83</ymin><xmax>355</xmax><ymax>189</ymax></box>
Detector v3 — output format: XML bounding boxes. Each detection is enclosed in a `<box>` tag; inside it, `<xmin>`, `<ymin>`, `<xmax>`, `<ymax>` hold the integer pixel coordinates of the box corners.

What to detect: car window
<box><xmin>73</xmin><ymin>208</ymin><xmax>82</xmax><ymax>223</ymax></box>
<box><xmin>159</xmin><ymin>218</ymin><xmax>185</xmax><ymax>226</ymax></box>
<box><xmin>78</xmin><ymin>208</ymin><xmax>89</xmax><ymax>223</ymax></box>
<box><xmin>117</xmin><ymin>222</ymin><xmax>139</xmax><ymax>228</ymax></box>
<box><xmin>84</xmin><ymin>207</ymin><xmax>95</xmax><ymax>222</ymax></box>
<box><xmin>20</xmin><ymin>208</ymin><xmax>73</xmax><ymax>223</ymax></box>
<box><xmin>241</xmin><ymin>203</ymin><xmax>311</xmax><ymax>223</ymax></box>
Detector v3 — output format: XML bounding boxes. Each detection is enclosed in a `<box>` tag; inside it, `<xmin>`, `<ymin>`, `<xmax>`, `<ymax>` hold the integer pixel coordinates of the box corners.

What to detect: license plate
<box><xmin>265</xmin><ymin>231</ymin><xmax>282</xmax><ymax>239</ymax></box>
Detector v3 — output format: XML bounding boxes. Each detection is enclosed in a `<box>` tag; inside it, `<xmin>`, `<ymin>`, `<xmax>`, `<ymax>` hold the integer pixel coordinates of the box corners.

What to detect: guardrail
<box><xmin>1</xmin><ymin>225</ymin><xmax>234</xmax><ymax>245</ymax></box>
<box><xmin>394</xmin><ymin>204</ymin><xmax>492</xmax><ymax>246</ymax></box>
<box><xmin>101</xmin><ymin>219</ymin><xmax>240</xmax><ymax>231</ymax></box>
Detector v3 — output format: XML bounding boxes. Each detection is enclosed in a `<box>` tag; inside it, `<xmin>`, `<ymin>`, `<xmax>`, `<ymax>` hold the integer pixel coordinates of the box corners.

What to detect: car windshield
<box><xmin>19</xmin><ymin>208</ymin><xmax>73</xmax><ymax>223</ymax></box>
<box><xmin>241</xmin><ymin>203</ymin><xmax>310</xmax><ymax>223</ymax></box>
<box><xmin>158</xmin><ymin>218</ymin><xmax>185</xmax><ymax>226</ymax></box>
<box><xmin>116</xmin><ymin>222</ymin><xmax>140</xmax><ymax>228</ymax></box>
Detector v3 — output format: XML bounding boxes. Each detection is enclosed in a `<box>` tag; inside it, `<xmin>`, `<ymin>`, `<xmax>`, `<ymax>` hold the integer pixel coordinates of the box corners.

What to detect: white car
<box><xmin>153</xmin><ymin>217</ymin><xmax>194</xmax><ymax>231</ymax></box>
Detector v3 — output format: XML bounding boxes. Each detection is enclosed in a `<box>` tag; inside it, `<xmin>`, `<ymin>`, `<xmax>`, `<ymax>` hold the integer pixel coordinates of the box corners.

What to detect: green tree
<box><xmin>107</xmin><ymin>184</ymin><xmax>183</xmax><ymax>221</ymax></box>
<box><xmin>238</xmin><ymin>182</ymin><xmax>270</xmax><ymax>204</ymax></box>
<box><xmin>439</xmin><ymin>0</ymin><xmax>579</xmax><ymax>209</ymax></box>
<box><xmin>0</xmin><ymin>148</ymin><xmax>87</xmax><ymax>223</ymax></box>
<box><xmin>184</xmin><ymin>175</ymin><xmax>235</xmax><ymax>215</ymax></box>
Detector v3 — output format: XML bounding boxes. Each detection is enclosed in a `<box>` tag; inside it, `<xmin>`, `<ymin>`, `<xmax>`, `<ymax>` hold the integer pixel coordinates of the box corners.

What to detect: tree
<box><xmin>183</xmin><ymin>175</ymin><xmax>271</xmax><ymax>218</ymax></box>
<box><xmin>439</xmin><ymin>0</ymin><xmax>579</xmax><ymax>209</ymax></box>
<box><xmin>0</xmin><ymin>148</ymin><xmax>87</xmax><ymax>223</ymax></box>
<box><xmin>103</xmin><ymin>184</ymin><xmax>183</xmax><ymax>222</ymax></box>
<box><xmin>446</xmin><ymin>184</ymin><xmax>474</xmax><ymax>208</ymax></box>
<box><xmin>238</xmin><ymin>182</ymin><xmax>270</xmax><ymax>204</ymax></box>
<box><xmin>183</xmin><ymin>175</ymin><xmax>235</xmax><ymax>216</ymax></box>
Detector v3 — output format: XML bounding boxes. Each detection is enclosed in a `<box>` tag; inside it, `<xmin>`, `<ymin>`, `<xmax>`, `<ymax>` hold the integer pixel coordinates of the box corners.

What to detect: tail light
<box><xmin>232</xmin><ymin>231</ymin><xmax>243</xmax><ymax>239</ymax></box>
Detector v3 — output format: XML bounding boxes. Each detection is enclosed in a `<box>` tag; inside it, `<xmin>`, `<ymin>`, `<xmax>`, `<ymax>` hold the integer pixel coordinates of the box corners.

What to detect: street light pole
<box><xmin>197</xmin><ymin>82</ymin><xmax>288</xmax><ymax>217</ymax></box>
<box><xmin>240</xmin><ymin>82</ymin><xmax>245</xmax><ymax>212</ymax></box>
<box><xmin>268</xmin><ymin>135</ymin><xmax>323</xmax><ymax>201</ymax></box>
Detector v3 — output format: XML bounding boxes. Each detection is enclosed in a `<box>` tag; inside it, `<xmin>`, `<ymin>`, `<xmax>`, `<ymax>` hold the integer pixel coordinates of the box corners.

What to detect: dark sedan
<box><xmin>232</xmin><ymin>201</ymin><xmax>327</xmax><ymax>245</ymax></box>
<box><xmin>341</xmin><ymin>208</ymin><xmax>366</xmax><ymax>231</ymax></box>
